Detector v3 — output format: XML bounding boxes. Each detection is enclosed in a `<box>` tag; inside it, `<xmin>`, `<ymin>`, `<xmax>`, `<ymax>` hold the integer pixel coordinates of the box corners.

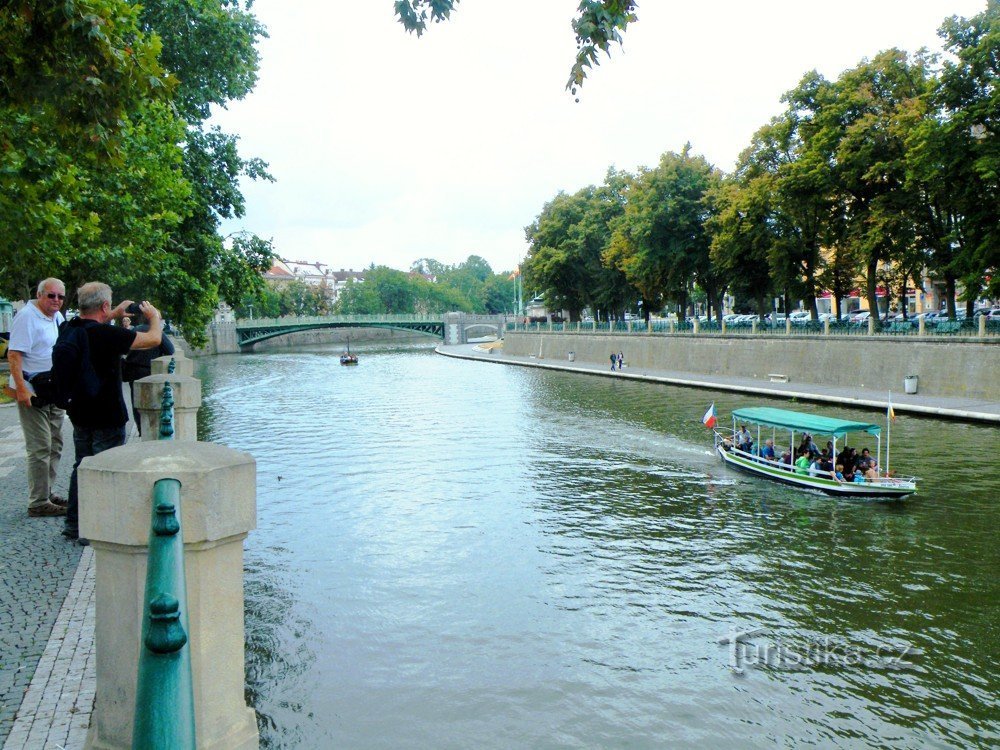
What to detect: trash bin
<box><xmin>568</xmin><ymin>352</ymin><xmax>576</xmax><ymax>362</ymax></box>
<box><xmin>904</xmin><ymin>375</ymin><xmax>918</xmax><ymax>394</ymax></box>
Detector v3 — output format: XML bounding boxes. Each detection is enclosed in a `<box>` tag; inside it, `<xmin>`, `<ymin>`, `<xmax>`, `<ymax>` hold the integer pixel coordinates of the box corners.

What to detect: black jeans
<box><xmin>65</xmin><ymin>425</ymin><xmax>127</xmax><ymax>533</ymax></box>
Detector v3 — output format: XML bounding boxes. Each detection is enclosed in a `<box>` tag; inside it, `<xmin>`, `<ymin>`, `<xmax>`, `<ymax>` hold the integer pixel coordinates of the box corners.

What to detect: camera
<box><xmin>125</xmin><ymin>301</ymin><xmax>143</xmax><ymax>317</ymax></box>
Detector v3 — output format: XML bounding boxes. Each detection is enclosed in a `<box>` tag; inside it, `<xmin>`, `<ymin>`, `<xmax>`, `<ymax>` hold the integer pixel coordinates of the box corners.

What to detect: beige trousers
<box><xmin>16</xmin><ymin>400</ymin><xmax>65</xmax><ymax>509</ymax></box>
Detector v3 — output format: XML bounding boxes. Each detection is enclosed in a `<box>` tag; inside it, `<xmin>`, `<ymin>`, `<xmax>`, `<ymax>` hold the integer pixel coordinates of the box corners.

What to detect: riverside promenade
<box><xmin>0</xmin><ymin>395</ymin><xmax>112</xmax><ymax>749</ymax></box>
<box><xmin>437</xmin><ymin>343</ymin><xmax>1000</xmax><ymax>424</ymax></box>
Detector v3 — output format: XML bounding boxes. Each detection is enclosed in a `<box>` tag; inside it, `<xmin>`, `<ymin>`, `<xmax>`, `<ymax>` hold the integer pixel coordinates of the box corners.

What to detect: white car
<box><xmin>788</xmin><ymin>311</ymin><xmax>811</xmax><ymax>325</ymax></box>
<box><xmin>849</xmin><ymin>310</ymin><xmax>871</xmax><ymax>324</ymax></box>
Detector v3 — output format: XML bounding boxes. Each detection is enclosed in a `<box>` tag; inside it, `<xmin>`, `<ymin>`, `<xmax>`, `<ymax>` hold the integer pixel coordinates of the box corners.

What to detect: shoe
<box><xmin>62</xmin><ymin>527</ymin><xmax>79</xmax><ymax>540</ymax></box>
<box><xmin>49</xmin><ymin>494</ymin><xmax>68</xmax><ymax>507</ymax></box>
<box><xmin>28</xmin><ymin>501</ymin><xmax>68</xmax><ymax>517</ymax></box>
<box><xmin>77</xmin><ymin>537</ymin><xmax>90</xmax><ymax>547</ymax></box>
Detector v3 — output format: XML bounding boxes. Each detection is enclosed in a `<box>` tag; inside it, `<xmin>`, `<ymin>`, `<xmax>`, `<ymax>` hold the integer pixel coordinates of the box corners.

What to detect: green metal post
<box><xmin>132</xmin><ymin>478</ymin><xmax>195</xmax><ymax>749</ymax></box>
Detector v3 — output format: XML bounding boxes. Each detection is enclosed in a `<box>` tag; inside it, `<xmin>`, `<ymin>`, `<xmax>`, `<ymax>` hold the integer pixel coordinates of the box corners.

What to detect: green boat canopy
<box><xmin>730</xmin><ymin>407</ymin><xmax>881</xmax><ymax>437</ymax></box>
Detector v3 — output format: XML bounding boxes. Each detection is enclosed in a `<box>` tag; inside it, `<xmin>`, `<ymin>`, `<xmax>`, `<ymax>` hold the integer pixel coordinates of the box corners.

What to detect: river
<box><xmin>195</xmin><ymin>343</ymin><xmax>999</xmax><ymax>749</ymax></box>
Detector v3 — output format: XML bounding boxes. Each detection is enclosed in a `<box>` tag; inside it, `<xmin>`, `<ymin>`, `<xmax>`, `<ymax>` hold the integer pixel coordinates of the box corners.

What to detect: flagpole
<box><xmin>886</xmin><ymin>391</ymin><xmax>892</xmax><ymax>477</ymax></box>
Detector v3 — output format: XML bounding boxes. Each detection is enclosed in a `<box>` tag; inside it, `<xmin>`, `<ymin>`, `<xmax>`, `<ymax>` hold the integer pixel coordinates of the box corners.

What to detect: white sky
<box><xmin>213</xmin><ymin>0</ymin><xmax>987</xmax><ymax>275</ymax></box>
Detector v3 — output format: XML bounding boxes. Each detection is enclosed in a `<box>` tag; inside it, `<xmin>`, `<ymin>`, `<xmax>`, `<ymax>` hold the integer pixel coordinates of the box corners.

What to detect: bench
<box><xmin>768</xmin><ymin>373</ymin><xmax>789</xmax><ymax>383</ymax></box>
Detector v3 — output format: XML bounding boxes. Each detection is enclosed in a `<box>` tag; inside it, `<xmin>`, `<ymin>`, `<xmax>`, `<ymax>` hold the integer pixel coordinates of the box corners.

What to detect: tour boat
<box><xmin>713</xmin><ymin>406</ymin><xmax>917</xmax><ymax>498</ymax></box>
<box><xmin>339</xmin><ymin>337</ymin><xmax>358</xmax><ymax>366</ymax></box>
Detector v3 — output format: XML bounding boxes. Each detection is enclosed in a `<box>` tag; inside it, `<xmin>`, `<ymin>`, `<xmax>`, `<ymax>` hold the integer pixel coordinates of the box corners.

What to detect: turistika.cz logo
<box><xmin>718</xmin><ymin>627</ymin><xmax>922</xmax><ymax>675</ymax></box>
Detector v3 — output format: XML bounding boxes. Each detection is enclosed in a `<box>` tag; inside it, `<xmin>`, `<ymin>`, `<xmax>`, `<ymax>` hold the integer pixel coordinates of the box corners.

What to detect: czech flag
<box><xmin>702</xmin><ymin>403</ymin><xmax>717</xmax><ymax>428</ymax></box>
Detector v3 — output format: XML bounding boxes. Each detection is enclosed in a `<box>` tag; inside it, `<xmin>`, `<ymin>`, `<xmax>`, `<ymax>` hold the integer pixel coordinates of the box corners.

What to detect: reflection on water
<box><xmin>196</xmin><ymin>346</ymin><xmax>1000</xmax><ymax>749</ymax></box>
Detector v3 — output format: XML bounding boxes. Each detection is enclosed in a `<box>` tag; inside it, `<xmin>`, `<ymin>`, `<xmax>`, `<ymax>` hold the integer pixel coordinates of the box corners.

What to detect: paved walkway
<box><xmin>0</xmin><ymin>377</ymin><xmax>144</xmax><ymax>749</ymax></box>
<box><xmin>0</xmin><ymin>399</ymin><xmax>94</xmax><ymax>750</ymax></box>
<box><xmin>437</xmin><ymin>343</ymin><xmax>1000</xmax><ymax>423</ymax></box>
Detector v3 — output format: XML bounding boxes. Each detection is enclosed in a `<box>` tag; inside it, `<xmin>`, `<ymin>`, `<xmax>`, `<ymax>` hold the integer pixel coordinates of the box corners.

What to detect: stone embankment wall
<box><xmin>504</xmin><ymin>332</ymin><xmax>1000</xmax><ymax>401</ymax></box>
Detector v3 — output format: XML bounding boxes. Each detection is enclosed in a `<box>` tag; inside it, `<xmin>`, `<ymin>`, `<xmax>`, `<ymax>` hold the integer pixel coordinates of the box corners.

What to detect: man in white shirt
<box><xmin>7</xmin><ymin>278</ymin><xmax>68</xmax><ymax>516</ymax></box>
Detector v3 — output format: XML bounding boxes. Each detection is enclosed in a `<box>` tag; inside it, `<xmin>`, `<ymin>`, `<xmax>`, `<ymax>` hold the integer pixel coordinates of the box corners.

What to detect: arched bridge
<box><xmin>234</xmin><ymin>313</ymin><xmax>507</xmax><ymax>350</ymax></box>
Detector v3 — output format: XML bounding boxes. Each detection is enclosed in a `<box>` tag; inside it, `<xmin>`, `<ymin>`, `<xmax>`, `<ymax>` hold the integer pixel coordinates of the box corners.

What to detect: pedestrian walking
<box><xmin>61</xmin><ymin>282</ymin><xmax>164</xmax><ymax>545</ymax></box>
<box><xmin>6</xmin><ymin>278</ymin><xmax>67</xmax><ymax>517</ymax></box>
<box><xmin>610</xmin><ymin>352</ymin><xmax>617</xmax><ymax>371</ymax></box>
<box><xmin>618</xmin><ymin>351</ymin><xmax>624</xmax><ymax>370</ymax></box>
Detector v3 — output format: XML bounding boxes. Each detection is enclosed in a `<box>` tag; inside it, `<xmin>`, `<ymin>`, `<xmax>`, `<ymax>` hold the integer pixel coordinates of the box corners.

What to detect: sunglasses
<box><xmin>46</xmin><ymin>293</ymin><xmax>66</xmax><ymax>300</ymax></box>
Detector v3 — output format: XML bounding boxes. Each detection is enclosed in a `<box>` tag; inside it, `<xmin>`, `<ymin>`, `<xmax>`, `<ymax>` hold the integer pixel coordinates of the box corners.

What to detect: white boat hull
<box><xmin>716</xmin><ymin>444</ymin><xmax>916</xmax><ymax>499</ymax></box>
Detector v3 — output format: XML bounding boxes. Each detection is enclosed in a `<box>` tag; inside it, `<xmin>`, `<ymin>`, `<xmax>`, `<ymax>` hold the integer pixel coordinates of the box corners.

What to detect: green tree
<box><xmin>707</xmin><ymin>175</ymin><xmax>777</xmax><ymax>320</ymax></box>
<box><xmin>605</xmin><ymin>147</ymin><xmax>718</xmax><ymax>321</ymax></box>
<box><xmin>524</xmin><ymin>171</ymin><xmax>633</xmax><ymax>322</ymax></box>
<box><xmin>920</xmin><ymin>2</ymin><xmax>1000</xmax><ymax>309</ymax></box>
<box><xmin>800</xmin><ymin>51</ymin><xmax>930</xmax><ymax>329</ymax></box>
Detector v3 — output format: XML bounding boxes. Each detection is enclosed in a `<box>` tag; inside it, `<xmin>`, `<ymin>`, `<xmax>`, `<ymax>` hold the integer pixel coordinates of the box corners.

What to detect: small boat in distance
<box><xmin>713</xmin><ymin>406</ymin><xmax>916</xmax><ymax>499</ymax></box>
<box><xmin>340</xmin><ymin>336</ymin><xmax>358</xmax><ymax>366</ymax></box>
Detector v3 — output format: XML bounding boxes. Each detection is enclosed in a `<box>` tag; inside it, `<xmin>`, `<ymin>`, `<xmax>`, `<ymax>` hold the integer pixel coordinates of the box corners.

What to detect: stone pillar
<box><xmin>918</xmin><ymin>317</ymin><xmax>926</xmax><ymax>337</ymax></box>
<box><xmin>823</xmin><ymin>319</ymin><xmax>830</xmax><ymax>335</ymax></box>
<box><xmin>979</xmin><ymin>314</ymin><xmax>987</xmax><ymax>337</ymax></box>
<box><xmin>82</xmin><ymin>441</ymin><xmax>259</xmax><ymax>750</ymax></box>
<box><xmin>134</xmin><ymin>375</ymin><xmax>202</xmax><ymax>441</ymax></box>
<box><xmin>152</xmin><ymin>352</ymin><xmax>194</xmax><ymax>377</ymax></box>
<box><xmin>592</xmin><ymin>320</ymin><xmax>597</xmax><ymax>332</ymax></box>
<box><xmin>868</xmin><ymin>318</ymin><xmax>875</xmax><ymax>336</ymax></box>
<box><xmin>576</xmin><ymin>321</ymin><xmax>581</xmax><ymax>332</ymax></box>
<box><xmin>720</xmin><ymin>319</ymin><xmax>726</xmax><ymax>335</ymax></box>
<box><xmin>751</xmin><ymin>321</ymin><xmax>758</xmax><ymax>335</ymax></box>
<box><xmin>669</xmin><ymin>321</ymin><xmax>675</xmax><ymax>334</ymax></box>
<box><xmin>627</xmin><ymin>321</ymin><xmax>632</xmax><ymax>333</ymax></box>
<box><xmin>693</xmin><ymin>318</ymin><xmax>700</xmax><ymax>334</ymax></box>
<box><xmin>785</xmin><ymin>319</ymin><xmax>792</xmax><ymax>335</ymax></box>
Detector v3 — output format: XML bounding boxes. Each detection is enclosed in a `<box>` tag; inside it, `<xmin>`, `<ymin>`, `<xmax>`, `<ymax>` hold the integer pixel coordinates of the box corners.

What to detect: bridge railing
<box><xmin>237</xmin><ymin>313</ymin><xmax>446</xmax><ymax>327</ymax></box>
<box><xmin>132</xmin><ymin>359</ymin><xmax>197</xmax><ymax>748</ymax></box>
<box><xmin>505</xmin><ymin>317</ymin><xmax>1000</xmax><ymax>339</ymax></box>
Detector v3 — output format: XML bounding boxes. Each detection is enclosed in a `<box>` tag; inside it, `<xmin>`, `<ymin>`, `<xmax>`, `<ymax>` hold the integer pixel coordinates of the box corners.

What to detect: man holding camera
<box><xmin>61</xmin><ymin>282</ymin><xmax>164</xmax><ymax>544</ymax></box>
<box><xmin>6</xmin><ymin>278</ymin><xmax>68</xmax><ymax>517</ymax></box>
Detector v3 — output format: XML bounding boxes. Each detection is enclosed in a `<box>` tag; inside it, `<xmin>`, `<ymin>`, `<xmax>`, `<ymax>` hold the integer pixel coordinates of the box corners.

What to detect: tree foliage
<box><xmin>394</xmin><ymin>0</ymin><xmax>638</xmax><ymax>94</ymax></box>
<box><xmin>0</xmin><ymin>0</ymin><xmax>274</xmax><ymax>347</ymax></box>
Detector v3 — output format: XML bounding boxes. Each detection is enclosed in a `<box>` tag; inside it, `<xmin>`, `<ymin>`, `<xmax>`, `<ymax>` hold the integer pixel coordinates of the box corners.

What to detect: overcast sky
<box><xmin>213</xmin><ymin>0</ymin><xmax>986</xmax><ymax>275</ymax></box>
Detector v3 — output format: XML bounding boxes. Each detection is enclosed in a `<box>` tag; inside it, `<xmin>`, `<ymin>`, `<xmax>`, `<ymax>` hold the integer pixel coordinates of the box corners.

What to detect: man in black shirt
<box><xmin>62</xmin><ymin>282</ymin><xmax>164</xmax><ymax>544</ymax></box>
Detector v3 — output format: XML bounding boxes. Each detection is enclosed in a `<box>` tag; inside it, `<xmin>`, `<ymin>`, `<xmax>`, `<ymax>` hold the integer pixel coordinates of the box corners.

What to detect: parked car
<box><xmin>849</xmin><ymin>310</ymin><xmax>871</xmax><ymax>324</ymax></box>
<box><xmin>788</xmin><ymin>311</ymin><xmax>811</xmax><ymax>325</ymax></box>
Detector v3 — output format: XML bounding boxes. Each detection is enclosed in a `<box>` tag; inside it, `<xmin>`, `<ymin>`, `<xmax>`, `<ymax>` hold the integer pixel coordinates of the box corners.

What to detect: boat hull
<box><xmin>716</xmin><ymin>445</ymin><xmax>915</xmax><ymax>499</ymax></box>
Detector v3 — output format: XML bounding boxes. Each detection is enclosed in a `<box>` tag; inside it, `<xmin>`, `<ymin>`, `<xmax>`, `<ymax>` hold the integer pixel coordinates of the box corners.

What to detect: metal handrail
<box><xmin>132</xmin><ymin>359</ymin><xmax>196</xmax><ymax>748</ymax></box>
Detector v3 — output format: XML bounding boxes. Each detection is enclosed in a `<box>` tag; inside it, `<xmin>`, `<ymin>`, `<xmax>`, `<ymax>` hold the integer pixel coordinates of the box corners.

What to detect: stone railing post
<box><xmin>751</xmin><ymin>320</ymin><xmax>758</xmax><ymax>335</ymax></box>
<box><xmin>669</xmin><ymin>320</ymin><xmax>675</xmax><ymax>334</ymax></box>
<box><xmin>979</xmin><ymin>314</ymin><xmax>987</xmax><ymax>337</ymax></box>
<box><xmin>785</xmin><ymin>319</ymin><xmax>792</xmax><ymax>335</ymax></box>
<box><xmin>152</xmin><ymin>352</ymin><xmax>194</xmax><ymax>377</ymax></box>
<box><xmin>134</xmin><ymin>373</ymin><xmax>201</xmax><ymax>441</ymax></box>
<box><xmin>81</xmin><ymin>441</ymin><xmax>259</xmax><ymax>750</ymax></box>
<box><xmin>627</xmin><ymin>320</ymin><xmax>632</xmax><ymax>334</ymax></box>
<box><xmin>868</xmin><ymin>318</ymin><xmax>875</xmax><ymax>336</ymax></box>
<box><xmin>720</xmin><ymin>319</ymin><xmax>726</xmax><ymax>335</ymax></box>
<box><xmin>918</xmin><ymin>317</ymin><xmax>926</xmax><ymax>337</ymax></box>
<box><xmin>693</xmin><ymin>318</ymin><xmax>700</xmax><ymax>334</ymax></box>
<box><xmin>823</xmin><ymin>319</ymin><xmax>830</xmax><ymax>335</ymax></box>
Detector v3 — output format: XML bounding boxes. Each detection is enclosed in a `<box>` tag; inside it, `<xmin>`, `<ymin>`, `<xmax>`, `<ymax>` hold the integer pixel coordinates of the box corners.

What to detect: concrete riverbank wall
<box><xmin>503</xmin><ymin>332</ymin><xmax>1000</xmax><ymax>402</ymax></box>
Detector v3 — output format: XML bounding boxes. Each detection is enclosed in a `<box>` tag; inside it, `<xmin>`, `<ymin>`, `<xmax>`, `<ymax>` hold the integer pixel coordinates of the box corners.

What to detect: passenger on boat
<box><xmin>736</xmin><ymin>425</ymin><xmax>753</xmax><ymax>452</ymax></box>
<box><xmin>794</xmin><ymin>452</ymin><xmax>811</xmax><ymax>475</ymax></box>
<box><xmin>799</xmin><ymin>434</ymin><xmax>820</xmax><ymax>459</ymax></box>
<box><xmin>834</xmin><ymin>464</ymin><xmax>845</xmax><ymax>481</ymax></box>
<box><xmin>761</xmin><ymin>439</ymin><xmax>775</xmax><ymax>460</ymax></box>
<box><xmin>721</xmin><ymin>438</ymin><xmax>733</xmax><ymax>452</ymax></box>
<box><xmin>863</xmin><ymin>464</ymin><xmax>879</xmax><ymax>482</ymax></box>
<box><xmin>852</xmin><ymin>470</ymin><xmax>866</xmax><ymax>484</ymax></box>
<box><xmin>780</xmin><ymin>451</ymin><xmax>792</xmax><ymax>466</ymax></box>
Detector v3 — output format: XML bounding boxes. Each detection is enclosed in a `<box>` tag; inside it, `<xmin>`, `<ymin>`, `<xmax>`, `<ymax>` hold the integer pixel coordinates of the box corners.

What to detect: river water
<box><xmin>196</xmin><ymin>343</ymin><xmax>999</xmax><ymax>749</ymax></box>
